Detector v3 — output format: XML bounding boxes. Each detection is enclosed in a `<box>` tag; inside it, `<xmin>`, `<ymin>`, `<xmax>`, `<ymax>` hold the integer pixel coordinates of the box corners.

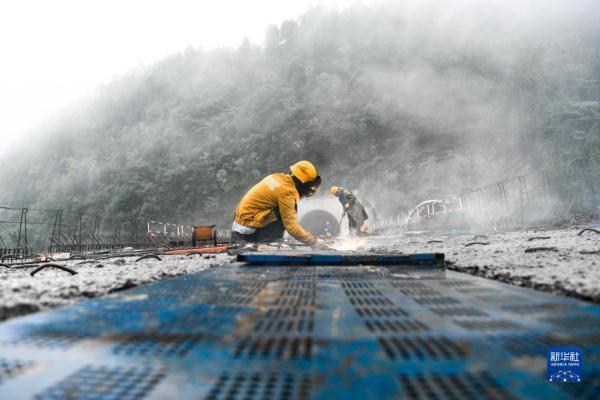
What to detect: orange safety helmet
<box><xmin>290</xmin><ymin>161</ymin><xmax>318</xmax><ymax>183</ymax></box>
<box><xmin>330</xmin><ymin>186</ymin><xmax>339</xmax><ymax>196</ymax></box>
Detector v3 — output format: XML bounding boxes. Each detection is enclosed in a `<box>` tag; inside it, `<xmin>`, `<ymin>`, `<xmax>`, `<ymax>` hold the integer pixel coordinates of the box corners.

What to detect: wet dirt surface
<box><xmin>0</xmin><ymin>253</ymin><xmax>235</xmax><ymax>322</ymax></box>
<box><xmin>2</xmin><ymin>226</ymin><xmax>598</xmax><ymax>324</ymax></box>
<box><xmin>366</xmin><ymin>227</ymin><xmax>600</xmax><ymax>303</ymax></box>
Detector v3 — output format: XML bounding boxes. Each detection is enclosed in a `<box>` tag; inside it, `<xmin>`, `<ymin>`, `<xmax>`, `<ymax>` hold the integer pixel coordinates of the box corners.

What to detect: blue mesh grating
<box><xmin>452</xmin><ymin>318</ymin><xmax>524</xmax><ymax>332</ymax></box>
<box><xmin>2</xmin><ymin>328</ymin><xmax>90</xmax><ymax>350</ymax></box>
<box><xmin>413</xmin><ymin>296</ymin><xmax>461</xmax><ymax>305</ymax></box>
<box><xmin>391</xmin><ymin>281</ymin><xmax>442</xmax><ymax>297</ymax></box>
<box><xmin>543</xmin><ymin>315</ymin><xmax>600</xmax><ymax>330</ymax></box>
<box><xmin>437</xmin><ymin>279</ymin><xmax>478</xmax><ymax>288</ymax></box>
<box><xmin>34</xmin><ymin>365</ymin><xmax>165</xmax><ymax>400</ymax></box>
<box><xmin>163</xmin><ymin>304</ymin><xmax>249</xmax><ymax>335</ymax></box>
<box><xmin>233</xmin><ymin>337</ymin><xmax>314</xmax><ymax>360</ymax></box>
<box><xmin>0</xmin><ymin>260</ymin><xmax>598</xmax><ymax>399</ymax></box>
<box><xmin>428</xmin><ymin>305</ymin><xmax>488</xmax><ymax>317</ymax></box>
<box><xmin>454</xmin><ymin>286</ymin><xmax>504</xmax><ymax>295</ymax></box>
<box><xmin>501</xmin><ymin>303</ymin><xmax>569</xmax><ymax>314</ymax></box>
<box><xmin>112</xmin><ymin>334</ymin><xmax>202</xmax><ymax>357</ymax></box>
<box><xmin>204</xmin><ymin>371</ymin><xmax>311</xmax><ymax>400</ymax></box>
<box><xmin>365</xmin><ymin>318</ymin><xmax>430</xmax><ymax>334</ymax></box>
<box><xmin>398</xmin><ymin>372</ymin><xmax>518</xmax><ymax>400</ymax></box>
<box><xmin>499</xmin><ymin>334</ymin><xmax>564</xmax><ymax>356</ymax></box>
<box><xmin>474</xmin><ymin>294</ymin><xmax>528</xmax><ymax>304</ymax></box>
<box><xmin>378</xmin><ymin>336</ymin><xmax>468</xmax><ymax>360</ymax></box>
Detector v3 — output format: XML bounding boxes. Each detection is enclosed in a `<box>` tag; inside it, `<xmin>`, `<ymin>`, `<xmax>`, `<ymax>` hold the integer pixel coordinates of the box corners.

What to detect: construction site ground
<box><xmin>0</xmin><ymin>237</ymin><xmax>599</xmax><ymax>399</ymax></box>
<box><xmin>1</xmin><ymin>227</ymin><xmax>599</xmax><ymax>324</ymax></box>
<box><xmin>367</xmin><ymin>226</ymin><xmax>600</xmax><ymax>303</ymax></box>
<box><xmin>0</xmin><ymin>254</ymin><xmax>231</xmax><ymax>322</ymax></box>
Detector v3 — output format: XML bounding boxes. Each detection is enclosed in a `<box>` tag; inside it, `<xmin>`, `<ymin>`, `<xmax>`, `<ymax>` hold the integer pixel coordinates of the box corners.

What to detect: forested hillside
<box><xmin>1</xmin><ymin>3</ymin><xmax>599</xmax><ymax>228</ymax></box>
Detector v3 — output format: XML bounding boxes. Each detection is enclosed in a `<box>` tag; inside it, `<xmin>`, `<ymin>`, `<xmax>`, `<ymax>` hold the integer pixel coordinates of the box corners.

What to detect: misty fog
<box><xmin>0</xmin><ymin>0</ymin><xmax>598</xmax><ymax>238</ymax></box>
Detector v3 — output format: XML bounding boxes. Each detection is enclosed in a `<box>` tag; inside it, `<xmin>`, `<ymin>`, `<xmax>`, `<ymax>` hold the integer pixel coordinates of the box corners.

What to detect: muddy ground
<box><xmin>0</xmin><ymin>253</ymin><xmax>235</xmax><ymax>322</ymax></box>
<box><xmin>366</xmin><ymin>226</ymin><xmax>600</xmax><ymax>302</ymax></box>
<box><xmin>1</xmin><ymin>226</ymin><xmax>598</xmax><ymax>323</ymax></box>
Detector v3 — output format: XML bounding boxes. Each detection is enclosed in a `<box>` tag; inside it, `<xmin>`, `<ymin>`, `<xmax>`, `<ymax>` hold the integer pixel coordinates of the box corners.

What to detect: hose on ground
<box><xmin>30</xmin><ymin>264</ymin><xmax>78</xmax><ymax>277</ymax></box>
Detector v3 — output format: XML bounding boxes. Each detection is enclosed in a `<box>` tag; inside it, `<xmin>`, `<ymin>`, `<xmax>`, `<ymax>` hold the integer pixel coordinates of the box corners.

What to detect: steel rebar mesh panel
<box><xmin>0</xmin><ymin>261</ymin><xmax>599</xmax><ymax>399</ymax></box>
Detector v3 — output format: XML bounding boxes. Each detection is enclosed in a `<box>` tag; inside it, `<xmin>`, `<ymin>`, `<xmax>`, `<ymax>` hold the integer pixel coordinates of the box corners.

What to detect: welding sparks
<box><xmin>331</xmin><ymin>237</ymin><xmax>368</xmax><ymax>251</ymax></box>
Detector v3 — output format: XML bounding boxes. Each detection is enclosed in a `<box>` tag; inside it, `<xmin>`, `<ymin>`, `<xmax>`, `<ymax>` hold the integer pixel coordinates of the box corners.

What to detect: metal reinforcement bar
<box><xmin>49</xmin><ymin>213</ymin><xmax>137</xmax><ymax>253</ymax></box>
<box><xmin>0</xmin><ymin>205</ymin><xmax>171</xmax><ymax>259</ymax></box>
<box><xmin>0</xmin><ymin>258</ymin><xmax>598</xmax><ymax>399</ymax></box>
<box><xmin>0</xmin><ymin>207</ymin><xmax>31</xmax><ymax>262</ymax></box>
<box><xmin>372</xmin><ymin>152</ymin><xmax>600</xmax><ymax>232</ymax></box>
<box><xmin>2</xmin><ymin>204</ymin><xmax>230</xmax><ymax>262</ymax></box>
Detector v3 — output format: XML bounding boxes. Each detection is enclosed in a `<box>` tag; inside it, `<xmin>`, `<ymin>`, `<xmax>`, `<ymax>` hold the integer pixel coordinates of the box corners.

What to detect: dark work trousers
<box><xmin>348</xmin><ymin>215</ymin><xmax>360</xmax><ymax>235</ymax></box>
<box><xmin>232</xmin><ymin>208</ymin><xmax>286</xmax><ymax>243</ymax></box>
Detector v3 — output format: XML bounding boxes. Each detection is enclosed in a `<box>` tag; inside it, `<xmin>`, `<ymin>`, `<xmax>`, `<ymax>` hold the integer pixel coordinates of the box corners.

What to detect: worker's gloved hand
<box><xmin>312</xmin><ymin>238</ymin><xmax>331</xmax><ymax>250</ymax></box>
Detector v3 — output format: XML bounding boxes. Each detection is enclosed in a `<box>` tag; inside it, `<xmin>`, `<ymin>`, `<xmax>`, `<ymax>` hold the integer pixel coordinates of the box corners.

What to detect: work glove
<box><xmin>312</xmin><ymin>238</ymin><xmax>331</xmax><ymax>250</ymax></box>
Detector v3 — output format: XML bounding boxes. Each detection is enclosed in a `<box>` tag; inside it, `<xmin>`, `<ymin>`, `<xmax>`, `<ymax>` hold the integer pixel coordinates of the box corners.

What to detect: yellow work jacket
<box><xmin>234</xmin><ymin>173</ymin><xmax>316</xmax><ymax>244</ymax></box>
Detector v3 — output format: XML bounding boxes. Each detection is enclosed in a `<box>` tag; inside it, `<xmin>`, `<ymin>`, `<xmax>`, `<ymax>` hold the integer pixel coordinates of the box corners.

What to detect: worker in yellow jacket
<box><xmin>232</xmin><ymin>161</ymin><xmax>322</xmax><ymax>245</ymax></box>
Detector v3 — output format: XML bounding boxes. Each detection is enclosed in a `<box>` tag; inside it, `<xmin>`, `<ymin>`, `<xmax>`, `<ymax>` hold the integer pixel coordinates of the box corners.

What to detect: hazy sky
<box><xmin>0</xmin><ymin>0</ymin><xmax>358</xmax><ymax>155</ymax></box>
